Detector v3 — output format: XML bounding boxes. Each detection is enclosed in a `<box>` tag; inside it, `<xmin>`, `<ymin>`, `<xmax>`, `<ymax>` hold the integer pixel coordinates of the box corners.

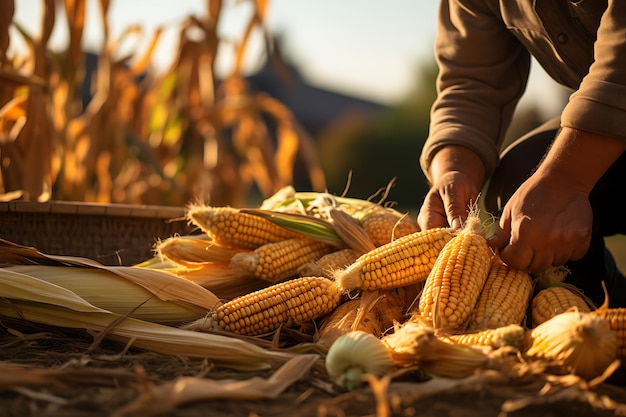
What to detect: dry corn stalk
<box><xmin>467</xmin><ymin>254</ymin><xmax>533</xmax><ymax>330</ymax></box>
<box><xmin>230</xmin><ymin>237</ymin><xmax>335</xmax><ymax>283</ymax></box>
<box><xmin>187</xmin><ymin>205</ymin><xmax>301</xmax><ymax>249</ymax></box>
<box><xmin>334</xmin><ymin>228</ymin><xmax>455</xmax><ymax>291</ymax></box>
<box><xmin>418</xmin><ymin>214</ymin><xmax>492</xmax><ymax>332</ymax></box>
<box><xmin>185</xmin><ymin>276</ymin><xmax>343</xmax><ymax>336</ymax></box>
<box><xmin>531</xmin><ymin>284</ymin><xmax>595</xmax><ymax>327</ymax></box>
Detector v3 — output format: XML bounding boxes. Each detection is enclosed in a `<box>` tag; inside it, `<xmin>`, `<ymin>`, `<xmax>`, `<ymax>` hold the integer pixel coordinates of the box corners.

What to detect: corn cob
<box><xmin>592</xmin><ymin>308</ymin><xmax>626</xmax><ymax>359</ymax></box>
<box><xmin>187</xmin><ymin>205</ymin><xmax>301</xmax><ymax>250</ymax></box>
<box><xmin>230</xmin><ymin>238</ymin><xmax>335</xmax><ymax>283</ymax></box>
<box><xmin>156</xmin><ymin>235</ymin><xmax>244</xmax><ymax>266</ymax></box>
<box><xmin>334</xmin><ymin>228</ymin><xmax>455</xmax><ymax>291</ymax></box>
<box><xmin>199</xmin><ymin>276</ymin><xmax>342</xmax><ymax>336</ymax></box>
<box><xmin>298</xmin><ymin>248</ymin><xmax>359</xmax><ymax>278</ymax></box>
<box><xmin>360</xmin><ymin>208</ymin><xmax>419</xmax><ymax>247</ymax></box>
<box><xmin>445</xmin><ymin>324</ymin><xmax>526</xmax><ymax>350</ymax></box>
<box><xmin>467</xmin><ymin>254</ymin><xmax>533</xmax><ymax>330</ymax></box>
<box><xmin>531</xmin><ymin>285</ymin><xmax>594</xmax><ymax>327</ymax></box>
<box><xmin>418</xmin><ymin>215</ymin><xmax>492</xmax><ymax>332</ymax></box>
<box><xmin>525</xmin><ymin>310</ymin><xmax>617</xmax><ymax>380</ymax></box>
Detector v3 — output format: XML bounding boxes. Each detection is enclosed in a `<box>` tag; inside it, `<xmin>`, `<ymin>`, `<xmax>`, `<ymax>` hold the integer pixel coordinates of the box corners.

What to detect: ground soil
<box><xmin>2</xmin><ymin>322</ymin><xmax>626</xmax><ymax>417</ymax></box>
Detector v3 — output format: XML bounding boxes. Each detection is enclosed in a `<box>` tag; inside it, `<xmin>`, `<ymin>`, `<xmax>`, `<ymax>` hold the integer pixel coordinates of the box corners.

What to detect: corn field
<box><xmin>0</xmin><ymin>0</ymin><xmax>325</xmax><ymax>207</ymax></box>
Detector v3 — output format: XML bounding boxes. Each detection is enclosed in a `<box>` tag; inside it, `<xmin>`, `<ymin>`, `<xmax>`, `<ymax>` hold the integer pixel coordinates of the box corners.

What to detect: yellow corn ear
<box><xmin>360</xmin><ymin>208</ymin><xmax>419</xmax><ymax>247</ymax></box>
<box><xmin>187</xmin><ymin>205</ymin><xmax>300</xmax><ymax>249</ymax></box>
<box><xmin>206</xmin><ymin>276</ymin><xmax>342</xmax><ymax>336</ymax></box>
<box><xmin>445</xmin><ymin>324</ymin><xmax>526</xmax><ymax>350</ymax></box>
<box><xmin>418</xmin><ymin>215</ymin><xmax>492</xmax><ymax>332</ymax></box>
<box><xmin>298</xmin><ymin>248</ymin><xmax>359</xmax><ymax>278</ymax></box>
<box><xmin>334</xmin><ymin>228</ymin><xmax>455</xmax><ymax>291</ymax></box>
<box><xmin>531</xmin><ymin>285</ymin><xmax>594</xmax><ymax>327</ymax></box>
<box><xmin>156</xmin><ymin>235</ymin><xmax>244</xmax><ymax>266</ymax></box>
<box><xmin>230</xmin><ymin>238</ymin><xmax>335</xmax><ymax>283</ymax></box>
<box><xmin>467</xmin><ymin>254</ymin><xmax>533</xmax><ymax>330</ymax></box>
<box><xmin>592</xmin><ymin>308</ymin><xmax>626</xmax><ymax>359</ymax></box>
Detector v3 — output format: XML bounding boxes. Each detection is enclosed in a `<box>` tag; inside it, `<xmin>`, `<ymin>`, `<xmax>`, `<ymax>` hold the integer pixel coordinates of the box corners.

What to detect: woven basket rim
<box><xmin>0</xmin><ymin>200</ymin><xmax>186</xmax><ymax>220</ymax></box>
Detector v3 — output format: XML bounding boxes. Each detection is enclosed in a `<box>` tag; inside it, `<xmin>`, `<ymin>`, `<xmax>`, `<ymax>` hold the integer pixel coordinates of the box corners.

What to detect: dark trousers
<box><xmin>483</xmin><ymin>117</ymin><xmax>626</xmax><ymax>307</ymax></box>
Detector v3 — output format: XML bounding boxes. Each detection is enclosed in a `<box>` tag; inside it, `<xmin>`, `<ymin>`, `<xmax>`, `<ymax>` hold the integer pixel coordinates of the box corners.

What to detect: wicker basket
<box><xmin>0</xmin><ymin>201</ymin><xmax>195</xmax><ymax>266</ymax></box>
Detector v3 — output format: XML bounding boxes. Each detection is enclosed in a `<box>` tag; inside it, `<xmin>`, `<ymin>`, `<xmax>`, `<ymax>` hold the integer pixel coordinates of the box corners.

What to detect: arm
<box><xmin>418</xmin><ymin>0</ymin><xmax>528</xmax><ymax>229</ymax></box>
<box><xmin>489</xmin><ymin>127</ymin><xmax>626</xmax><ymax>272</ymax></box>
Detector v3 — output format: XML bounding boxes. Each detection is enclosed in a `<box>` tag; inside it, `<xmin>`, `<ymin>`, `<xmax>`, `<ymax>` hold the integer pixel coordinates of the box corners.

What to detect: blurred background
<box><xmin>1</xmin><ymin>0</ymin><xmax>570</xmax><ymax>213</ymax></box>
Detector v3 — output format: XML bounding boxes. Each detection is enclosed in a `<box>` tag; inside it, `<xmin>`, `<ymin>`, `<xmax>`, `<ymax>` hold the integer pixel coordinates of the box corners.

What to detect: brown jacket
<box><xmin>420</xmin><ymin>0</ymin><xmax>626</xmax><ymax>181</ymax></box>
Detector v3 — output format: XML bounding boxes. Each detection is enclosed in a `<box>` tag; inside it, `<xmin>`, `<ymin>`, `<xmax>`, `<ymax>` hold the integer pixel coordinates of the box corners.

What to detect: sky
<box><xmin>11</xmin><ymin>0</ymin><xmax>565</xmax><ymax>113</ymax></box>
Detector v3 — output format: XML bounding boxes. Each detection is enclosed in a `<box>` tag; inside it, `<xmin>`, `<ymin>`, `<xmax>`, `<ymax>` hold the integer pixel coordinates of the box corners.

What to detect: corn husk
<box><xmin>0</xmin><ymin>269</ymin><xmax>297</xmax><ymax>370</ymax></box>
<box><xmin>525</xmin><ymin>310</ymin><xmax>618</xmax><ymax>380</ymax></box>
<box><xmin>2</xmin><ymin>265</ymin><xmax>210</xmax><ymax>323</ymax></box>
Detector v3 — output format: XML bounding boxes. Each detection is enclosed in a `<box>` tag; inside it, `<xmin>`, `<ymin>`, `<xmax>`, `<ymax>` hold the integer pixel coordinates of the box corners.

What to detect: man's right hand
<box><xmin>417</xmin><ymin>145</ymin><xmax>486</xmax><ymax>231</ymax></box>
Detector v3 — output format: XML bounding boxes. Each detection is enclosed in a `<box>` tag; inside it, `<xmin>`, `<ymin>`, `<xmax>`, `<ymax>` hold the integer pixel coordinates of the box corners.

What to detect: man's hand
<box><xmin>488</xmin><ymin>171</ymin><xmax>592</xmax><ymax>272</ymax></box>
<box><xmin>418</xmin><ymin>145</ymin><xmax>486</xmax><ymax>230</ymax></box>
<box><xmin>489</xmin><ymin>127</ymin><xmax>626</xmax><ymax>272</ymax></box>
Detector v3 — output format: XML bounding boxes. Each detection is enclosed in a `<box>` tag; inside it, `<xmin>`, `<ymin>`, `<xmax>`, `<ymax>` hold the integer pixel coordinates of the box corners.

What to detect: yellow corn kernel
<box><xmin>298</xmin><ymin>248</ymin><xmax>359</xmax><ymax>278</ymax></box>
<box><xmin>592</xmin><ymin>308</ymin><xmax>626</xmax><ymax>359</ymax></box>
<box><xmin>187</xmin><ymin>205</ymin><xmax>300</xmax><ymax>250</ymax></box>
<box><xmin>230</xmin><ymin>238</ymin><xmax>335</xmax><ymax>283</ymax></box>
<box><xmin>360</xmin><ymin>208</ymin><xmax>419</xmax><ymax>247</ymax></box>
<box><xmin>445</xmin><ymin>324</ymin><xmax>526</xmax><ymax>350</ymax></box>
<box><xmin>531</xmin><ymin>285</ymin><xmax>594</xmax><ymax>327</ymax></box>
<box><xmin>418</xmin><ymin>215</ymin><xmax>492</xmax><ymax>332</ymax></box>
<box><xmin>467</xmin><ymin>254</ymin><xmax>533</xmax><ymax>330</ymax></box>
<box><xmin>334</xmin><ymin>228</ymin><xmax>455</xmax><ymax>291</ymax></box>
<box><xmin>208</xmin><ymin>276</ymin><xmax>342</xmax><ymax>336</ymax></box>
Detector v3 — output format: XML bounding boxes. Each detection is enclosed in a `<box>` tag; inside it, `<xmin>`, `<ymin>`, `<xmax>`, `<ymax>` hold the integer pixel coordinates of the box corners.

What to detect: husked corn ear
<box><xmin>360</xmin><ymin>208</ymin><xmax>419</xmax><ymax>247</ymax></box>
<box><xmin>467</xmin><ymin>254</ymin><xmax>533</xmax><ymax>330</ymax></box>
<box><xmin>187</xmin><ymin>205</ymin><xmax>300</xmax><ymax>249</ymax></box>
<box><xmin>531</xmin><ymin>285</ymin><xmax>594</xmax><ymax>327</ymax></box>
<box><xmin>445</xmin><ymin>324</ymin><xmax>526</xmax><ymax>350</ymax></box>
<box><xmin>418</xmin><ymin>215</ymin><xmax>492</xmax><ymax>332</ymax></box>
<box><xmin>298</xmin><ymin>248</ymin><xmax>359</xmax><ymax>278</ymax></box>
<box><xmin>592</xmin><ymin>308</ymin><xmax>626</xmax><ymax>359</ymax></box>
<box><xmin>334</xmin><ymin>228</ymin><xmax>455</xmax><ymax>291</ymax></box>
<box><xmin>230</xmin><ymin>238</ymin><xmax>335</xmax><ymax>283</ymax></box>
<box><xmin>207</xmin><ymin>277</ymin><xmax>342</xmax><ymax>335</ymax></box>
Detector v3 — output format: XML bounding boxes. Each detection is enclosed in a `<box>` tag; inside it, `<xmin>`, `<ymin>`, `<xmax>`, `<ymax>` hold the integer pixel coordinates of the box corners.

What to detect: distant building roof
<box><xmin>246</xmin><ymin>61</ymin><xmax>388</xmax><ymax>134</ymax></box>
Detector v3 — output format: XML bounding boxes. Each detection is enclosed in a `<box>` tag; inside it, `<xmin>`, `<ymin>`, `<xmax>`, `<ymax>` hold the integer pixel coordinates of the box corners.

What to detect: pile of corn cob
<box><xmin>3</xmin><ymin>186</ymin><xmax>626</xmax><ymax>388</ymax></box>
<box><xmin>138</xmin><ymin>186</ymin><xmax>626</xmax><ymax>386</ymax></box>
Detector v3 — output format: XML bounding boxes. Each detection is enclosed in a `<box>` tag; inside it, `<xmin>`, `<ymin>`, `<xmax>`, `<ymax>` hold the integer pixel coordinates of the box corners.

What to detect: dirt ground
<box><xmin>3</xmin><ymin>323</ymin><xmax>626</xmax><ymax>417</ymax></box>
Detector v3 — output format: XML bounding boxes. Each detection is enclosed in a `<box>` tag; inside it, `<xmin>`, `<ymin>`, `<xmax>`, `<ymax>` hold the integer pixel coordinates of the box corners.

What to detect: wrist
<box><xmin>429</xmin><ymin>145</ymin><xmax>486</xmax><ymax>192</ymax></box>
<box><xmin>535</xmin><ymin>127</ymin><xmax>626</xmax><ymax>193</ymax></box>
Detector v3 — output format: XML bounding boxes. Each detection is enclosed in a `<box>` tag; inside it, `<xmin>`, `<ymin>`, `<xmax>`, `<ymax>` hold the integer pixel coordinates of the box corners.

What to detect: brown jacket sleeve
<box><xmin>420</xmin><ymin>0</ymin><xmax>530</xmax><ymax>182</ymax></box>
<box><xmin>561</xmin><ymin>0</ymin><xmax>626</xmax><ymax>139</ymax></box>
